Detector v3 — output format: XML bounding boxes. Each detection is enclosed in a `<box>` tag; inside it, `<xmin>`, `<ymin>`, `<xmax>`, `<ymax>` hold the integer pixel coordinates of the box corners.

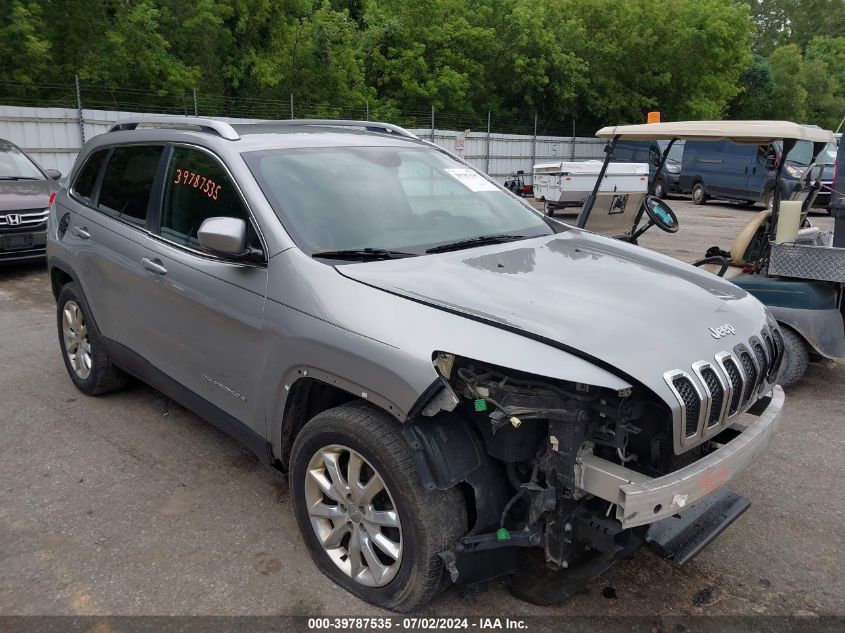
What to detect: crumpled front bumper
<box><xmin>574</xmin><ymin>386</ymin><xmax>784</xmax><ymax>528</ymax></box>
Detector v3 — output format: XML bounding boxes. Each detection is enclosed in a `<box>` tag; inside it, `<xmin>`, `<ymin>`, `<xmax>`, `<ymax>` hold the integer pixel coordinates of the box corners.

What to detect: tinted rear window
<box><xmin>71</xmin><ymin>149</ymin><xmax>108</xmax><ymax>203</ymax></box>
<box><xmin>97</xmin><ymin>146</ymin><xmax>163</xmax><ymax>225</ymax></box>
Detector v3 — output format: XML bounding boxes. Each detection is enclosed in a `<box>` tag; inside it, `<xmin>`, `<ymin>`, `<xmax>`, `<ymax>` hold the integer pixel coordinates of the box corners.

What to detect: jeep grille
<box><xmin>664</xmin><ymin>327</ymin><xmax>778</xmax><ymax>449</ymax></box>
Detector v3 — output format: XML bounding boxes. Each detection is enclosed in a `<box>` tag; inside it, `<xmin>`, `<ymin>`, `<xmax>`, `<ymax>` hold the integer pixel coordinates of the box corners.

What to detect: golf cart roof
<box><xmin>595</xmin><ymin>120</ymin><xmax>835</xmax><ymax>144</ymax></box>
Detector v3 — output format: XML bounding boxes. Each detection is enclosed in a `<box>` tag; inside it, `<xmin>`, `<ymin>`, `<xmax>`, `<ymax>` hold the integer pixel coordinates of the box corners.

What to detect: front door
<box><xmin>135</xmin><ymin>145</ymin><xmax>269</xmax><ymax>434</ymax></box>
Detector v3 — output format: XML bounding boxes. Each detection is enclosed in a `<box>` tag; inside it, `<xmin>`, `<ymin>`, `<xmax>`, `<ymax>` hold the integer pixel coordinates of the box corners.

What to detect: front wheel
<box><xmin>778</xmin><ymin>327</ymin><xmax>810</xmax><ymax>387</ymax></box>
<box><xmin>654</xmin><ymin>179</ymin><xmax>667</xmax><ymax>199</ymax></box>
<box><xmin>692</xmin><ymin>182</ymin><xmax>707</xmax><ymax>205</ymax></box>
<box><xmin>290</xmin><ymin>403</ymin><xmax>467</xmax><ymax>612</ymax></box>
<box><xmin>763</xmin><ymin>189</ymin><xmax>774</xmax><ymax>211</ymax></box>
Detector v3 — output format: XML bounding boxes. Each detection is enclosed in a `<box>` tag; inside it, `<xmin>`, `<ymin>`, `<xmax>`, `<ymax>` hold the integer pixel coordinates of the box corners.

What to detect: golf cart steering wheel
<box><xmin>643</xmin><ymin>195</ymin><xmax>679</xmax><ymax>233</ymax></box>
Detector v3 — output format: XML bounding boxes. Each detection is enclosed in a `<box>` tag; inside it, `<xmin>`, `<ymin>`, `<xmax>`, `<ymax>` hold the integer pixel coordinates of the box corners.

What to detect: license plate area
<box><xmin>2</xmin><ymin>233</ymin><xmax>34</xmax><ymax>251</ymax></box>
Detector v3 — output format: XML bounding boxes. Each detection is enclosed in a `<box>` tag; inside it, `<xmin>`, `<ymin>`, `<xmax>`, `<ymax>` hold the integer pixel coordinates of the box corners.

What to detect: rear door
<box><xmin>66</xmin><ymin>144</ymin><xmax>167</xmax><ymax>354</ymax></box>
<box><xmin>136</xmin><ymin>144</ymin><xmax>269</xmax><ymax>433</ymax></box>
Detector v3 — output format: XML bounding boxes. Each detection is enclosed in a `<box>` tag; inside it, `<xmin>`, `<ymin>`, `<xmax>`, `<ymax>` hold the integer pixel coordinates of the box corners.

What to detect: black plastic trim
<box><xmin>103</xmin><ymin>337</ymin><xmax>273</xmax><ymax>465</ymax></box>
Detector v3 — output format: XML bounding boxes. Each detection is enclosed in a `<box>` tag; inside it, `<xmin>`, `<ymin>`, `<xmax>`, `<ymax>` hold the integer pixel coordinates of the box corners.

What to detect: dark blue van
<box><xmin>679</xmin><ymin>139</ymin><xmax>815</xmax><ymax>208</ymax></box>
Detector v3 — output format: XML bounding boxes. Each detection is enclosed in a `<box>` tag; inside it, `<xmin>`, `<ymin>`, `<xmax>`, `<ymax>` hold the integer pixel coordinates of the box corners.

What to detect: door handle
<box><xmin>140</xmin><ymin>257</ymin><xmax>168</xmax><ymax>275</ymax></box>
<box><xmin>71</xmin><ymin>226</ymin><xmax>90</xmax><ymax>239</ymax></box>
<box><xmin>752</xmin><ymin>167</ymin><xmax>757</xmax><ymax>175</ymax></box>
<box><xmin>744</xmin><ymin>166</ymin><xmax>748</xmax><ymax>174</ymax></box>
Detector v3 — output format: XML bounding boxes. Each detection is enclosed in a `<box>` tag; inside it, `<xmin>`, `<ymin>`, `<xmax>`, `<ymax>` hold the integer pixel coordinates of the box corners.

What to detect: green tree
<box><xmin>78</xmin><ymin>0</ymin><xmax>199</xmax><ymax>93</ymax></box>
<box><xmin>729</xmin><ymin>56</ymin><xmax>775</xmax><ymax>119</ymax></box>
<box><xmin>0</xmin><ymin>1</ymin><xmax>52</xmax><ymax>87</ymax></box>
<box><xmin>766</xmin><ymin>43</ymin><xmax>807</xmax><ymax>120</ymax></box>
<box><xmin>804</xmin><ymin>36</ymin><xmax>845</xmax><ymax>129</ymax></box>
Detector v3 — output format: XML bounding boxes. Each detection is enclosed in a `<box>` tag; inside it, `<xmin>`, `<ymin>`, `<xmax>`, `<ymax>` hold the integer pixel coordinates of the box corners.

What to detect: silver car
<box><xmin>47</xmin><ymin>118</ymin><xmax>785</xmax><ymax>611</ymax></box>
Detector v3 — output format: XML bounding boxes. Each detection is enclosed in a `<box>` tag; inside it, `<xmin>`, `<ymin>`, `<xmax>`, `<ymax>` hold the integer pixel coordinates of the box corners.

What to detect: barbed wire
<box><xmin>0</xmin><ymin>79</ymin><xmax>598</xmax><ymax>137</ymax></box>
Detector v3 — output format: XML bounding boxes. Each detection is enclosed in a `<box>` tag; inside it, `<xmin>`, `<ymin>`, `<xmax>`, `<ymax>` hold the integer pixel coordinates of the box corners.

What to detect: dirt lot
<box><xmin>1</xmin><ymin>199</ymin><xmax>843</xmax><ymax>617</ymax></box>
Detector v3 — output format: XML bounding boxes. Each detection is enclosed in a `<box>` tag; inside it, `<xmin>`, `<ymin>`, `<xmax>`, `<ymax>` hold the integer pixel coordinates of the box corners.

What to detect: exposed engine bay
<box><xmin>404</xmin><ymin>353</ymin><xmax>752</xmax><ymax>603</ymax></box>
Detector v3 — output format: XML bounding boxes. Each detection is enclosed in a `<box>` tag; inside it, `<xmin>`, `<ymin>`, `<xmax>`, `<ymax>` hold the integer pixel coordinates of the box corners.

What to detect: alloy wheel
<box><xmin>304</xmin><ymin>444</ymin><xmax>403</xmax><ymax>587</ymax></box>
<box><xmin>62</xmin><ymin>300</ymin><xmax>92</xmax><ymax>379</ymax></box>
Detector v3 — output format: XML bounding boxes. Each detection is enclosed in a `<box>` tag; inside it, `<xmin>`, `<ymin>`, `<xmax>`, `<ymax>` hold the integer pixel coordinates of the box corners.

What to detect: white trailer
<box><xmin>533</xmin><ymin>160</ymin><xmax>649</xmax><ymax>213</ymax></box>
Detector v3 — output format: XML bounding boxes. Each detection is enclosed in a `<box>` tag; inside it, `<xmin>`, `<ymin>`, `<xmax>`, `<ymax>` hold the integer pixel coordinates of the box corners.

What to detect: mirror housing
<box><xmin>197</xmin><ymin>217</ymin><xmax>263</xmax><ymax>262</ymax></box>
<box><xmin>44</xmin><ymin>168</ymin><xmax>62</xmax><ymax>180</ymax></box>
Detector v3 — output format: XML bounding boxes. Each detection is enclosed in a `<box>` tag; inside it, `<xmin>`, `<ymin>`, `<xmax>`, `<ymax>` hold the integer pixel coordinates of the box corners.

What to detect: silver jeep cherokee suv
<box><xmin>47</xmin><ymin>118</ymin><xmax>785</xmax><ymax>611</ymax></box>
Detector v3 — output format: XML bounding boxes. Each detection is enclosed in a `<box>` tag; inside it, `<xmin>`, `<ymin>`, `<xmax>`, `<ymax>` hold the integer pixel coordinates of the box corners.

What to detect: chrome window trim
<box><xmin>156</xmin><ymin>142</ymin><xmax>270</xmax><ymax>266</ymax></box>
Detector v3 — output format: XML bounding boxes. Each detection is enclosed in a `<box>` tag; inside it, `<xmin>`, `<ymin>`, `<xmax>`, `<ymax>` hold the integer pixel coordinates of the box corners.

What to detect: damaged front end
<box><xmin>403</xmin><ymin>353</ymin><xmax>783</xmax><ymax>604</ymax></box>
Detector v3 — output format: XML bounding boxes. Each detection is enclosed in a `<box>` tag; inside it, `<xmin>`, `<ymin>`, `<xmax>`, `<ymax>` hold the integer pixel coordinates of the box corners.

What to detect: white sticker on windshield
<box><xmin>444</xmin><ymin>168</ymin><xmax>499</xmax><ymax>192</ymax></box>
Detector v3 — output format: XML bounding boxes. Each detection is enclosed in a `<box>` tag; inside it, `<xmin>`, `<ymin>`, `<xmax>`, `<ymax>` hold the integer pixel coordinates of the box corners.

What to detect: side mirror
<box><xmin>44</xmin><ymin>168</ymin><xmax>62</xmax><ymax>180</ymax></box>
<box><xmin>197</xmin><ymin>217</ymin><xmax>263</xmax><ymax>262</ymax></box>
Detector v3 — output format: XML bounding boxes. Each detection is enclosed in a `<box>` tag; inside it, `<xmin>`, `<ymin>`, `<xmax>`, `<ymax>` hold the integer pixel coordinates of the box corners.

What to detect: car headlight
<box><xmin>664</xmin><ymin>163</ymin><xmax>680</xmax><ymax>174</ymax></box>
<box><xmin>785</xmin><ymin>164</ymin><xmax>804</xmax><ymax>178</ymax></box>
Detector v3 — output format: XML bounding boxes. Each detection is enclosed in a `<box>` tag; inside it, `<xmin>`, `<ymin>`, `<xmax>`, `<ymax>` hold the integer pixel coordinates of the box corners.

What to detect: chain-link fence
<box><xmin>0</xmin><ymin>78</ymin><xmax>597</xmax><ymax>136</ymax></box>
<box><xmin>0</xmin><ymin>78</ymin><xmax>606</xmax><ymax>179</ymax></box>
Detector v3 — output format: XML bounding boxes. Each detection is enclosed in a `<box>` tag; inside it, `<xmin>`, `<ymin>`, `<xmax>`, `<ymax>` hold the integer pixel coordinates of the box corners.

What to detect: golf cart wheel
<box><xmin>56</xmin><ymin>282</ymin><xmax>128</xmax><ymax>396</ymax></box>
<box><xmin>692</xmin><ymin>182</ymin><xmax>707</xmax><ymax>205</ymax></box>
<box><xmin>778</xmin><ymin>327</ymin><xmax>810</xmax><ymax>387</ymax></box>
<box><xmin>289</xmin><ymin>402</ymin><xmax>467</xmax><ymax>612</ymax></box>
<box><xmin>654</xmin><ymin>179</ymin><xmax>667</xmax><ymax>199</ymax></box>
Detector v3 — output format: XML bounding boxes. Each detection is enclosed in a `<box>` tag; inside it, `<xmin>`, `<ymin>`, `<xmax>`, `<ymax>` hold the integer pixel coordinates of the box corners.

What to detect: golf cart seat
<box><xmin>696</xmin><ymin>210</ymin><xmax>771</xmax><ymax>279</ymax></box>
<box><xmin>694</xmin><ymin>177</ymin><xmax>822</xmax><ymax>278</ymax></box>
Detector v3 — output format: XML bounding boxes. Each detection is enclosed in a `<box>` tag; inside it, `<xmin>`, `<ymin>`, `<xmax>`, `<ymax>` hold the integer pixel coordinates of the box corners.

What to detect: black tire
<box><xmin>56</xmin><ymin>282</ymin><xmax>128</xmax><ymax>396</ymax></box>
<box><xmin>778</xmin><ymin>327</ymin><xmax>810</xmax><ymax>388</ymax></box>
<box><xmin>763</xmin><ymin>188</ymin><xmax>774</xmax><ymax>211</ymax></box>
<box><xmin>692</xmin><ymin>182</ymin><xmax>707</xmax><ymax>205</ymax></box>
<box><xmin>654</xmin><ymin>179</ymin><xmax>667</xmax><ymax>199</ymax></box>
<box><xmin>546</xmin><ymin>206</ymin><xmax>555</xmax><ymax>217</ymax></box>
<box><xmin>289</xmin><ymin>402</ymin><xmax>467</xmax><ymax>612</ymax></box>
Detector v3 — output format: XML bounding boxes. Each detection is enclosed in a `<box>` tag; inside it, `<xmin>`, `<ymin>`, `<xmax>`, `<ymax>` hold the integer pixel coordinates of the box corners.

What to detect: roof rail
<box><xmin>108</xmin><ymin>117</ymin><xmax>240</xmax><ymax>141</ymax></box>
<box><xmin>233</xmin><ymin>119</ymin><xmax>420</xmax><ymax>140</ymax></box>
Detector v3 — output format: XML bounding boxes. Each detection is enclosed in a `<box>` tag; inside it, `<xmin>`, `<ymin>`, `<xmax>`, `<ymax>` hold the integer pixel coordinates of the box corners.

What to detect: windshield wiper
<box><xmin>0</xmin><ymin>176</ymin><xmax>39</xmax><ymax>181</ymax></box>
<box><xmin>312</xmin><ymin>248</ymin><xmax>417</xmax><ymax>261</ymax></box>
<box><xmin>426</xmin><ymin>234</ymin><xmax>526</xmax><ymax>254</ymax></box>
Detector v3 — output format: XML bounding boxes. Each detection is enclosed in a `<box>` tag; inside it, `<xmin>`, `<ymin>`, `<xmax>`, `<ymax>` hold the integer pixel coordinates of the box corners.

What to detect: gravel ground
<box><xmin>1</xmin><ymin>199</ymin><xmax>843</xmax><ymax>617</ymax></box>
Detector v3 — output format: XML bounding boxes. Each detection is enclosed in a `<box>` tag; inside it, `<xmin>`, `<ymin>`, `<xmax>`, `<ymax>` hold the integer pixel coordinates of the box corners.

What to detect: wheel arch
<box><xmin>48</xmin><ymin>257</ymin><xmax>77</xmax><ymax>300</ymax></box>
<box><xmin>272</xmin><ymin>368</ymin><xmax>406</xmax><ymax>471</ymax></box>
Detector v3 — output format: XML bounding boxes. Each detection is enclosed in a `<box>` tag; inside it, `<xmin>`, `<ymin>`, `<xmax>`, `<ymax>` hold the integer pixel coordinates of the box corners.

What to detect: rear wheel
<box><xmin>290</xmin><ymin>403</ymin><xmax>467</xmax><ymax>612</ymax></box>
<box><xmin>778</xmin><ymin>327</ymin><xmax>810</xmax><ymax>387</ymax></box>
<box><xmin>57</xmin><ymin>282</ymin><xmax>127</xmax><ymax>396</ymax></box>
<box><xmin>692</xmin><ymin>182</ymin><xmax>707</xmax><ymax>205</ymax></box>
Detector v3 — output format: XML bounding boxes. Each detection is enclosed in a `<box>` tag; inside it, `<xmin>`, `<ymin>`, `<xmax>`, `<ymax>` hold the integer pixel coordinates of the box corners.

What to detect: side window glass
<box><xmin>71</xmin><ymin>149</ymin><xmax>108</xmax><ymax>204</ymax></box>
<box><xmin>161</xmin><ymin>147</ymin><xmax>251</xmax><ymax>249</ymax></box>
<box><xmin>97</xmin><ymin>146</ymin><xmax>163</xmax><ymax>226</ymax></box>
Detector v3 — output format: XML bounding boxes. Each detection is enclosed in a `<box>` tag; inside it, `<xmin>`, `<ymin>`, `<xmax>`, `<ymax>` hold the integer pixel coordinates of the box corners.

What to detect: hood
<box><xmin>0</xmin><ymin>178</ymin><xmax>56</xmax><ymax>212</ymax></box>
<box><xmin>338</xmin><ymin>230</ymin><xmax>770</xmax><ymax>400</ymax></box>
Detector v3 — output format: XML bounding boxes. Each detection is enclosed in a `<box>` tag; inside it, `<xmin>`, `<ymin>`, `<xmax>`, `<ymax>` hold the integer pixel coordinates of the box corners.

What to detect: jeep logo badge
<box><xmin>709</xmin><ymin>324</ymin><xmax>736</xmax><ymax>339</ymax></box>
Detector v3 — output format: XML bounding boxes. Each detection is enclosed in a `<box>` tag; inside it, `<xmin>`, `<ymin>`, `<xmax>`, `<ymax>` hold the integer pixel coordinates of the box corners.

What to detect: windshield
<box><xmin>244</xmin><ymin>145</ymin><xmax>553</xmax><ymax>257</ymax></box>
<box><xmin>0</xmin><ymin>144</ymin><xmax>44</xmax><ymax>179</ymax></box>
